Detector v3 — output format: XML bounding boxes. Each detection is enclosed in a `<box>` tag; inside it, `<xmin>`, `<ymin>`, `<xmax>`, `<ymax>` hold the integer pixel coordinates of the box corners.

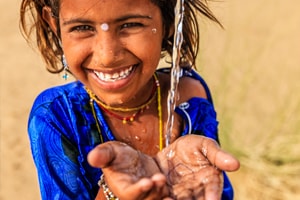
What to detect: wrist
<box><xmin>98</xmin><ymin>174</ymin><xmax>119</xmax><ymax>200</ymax></box>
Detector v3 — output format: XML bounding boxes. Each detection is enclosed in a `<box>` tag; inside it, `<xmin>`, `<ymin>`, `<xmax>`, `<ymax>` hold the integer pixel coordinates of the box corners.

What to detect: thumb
<box><xmin>213</xmin><ymin>149</ymin><xmax>240</xmax><ymax>172</ymax></box>
<box><xmin>87</xmin><ymin>142</ymin><xmax>116</xmax><ymax>168</ymax></box>
<box><xmin>201</xmin><ymin>137</ymin><xmax>240</xmax><ymax>172</ymax></box>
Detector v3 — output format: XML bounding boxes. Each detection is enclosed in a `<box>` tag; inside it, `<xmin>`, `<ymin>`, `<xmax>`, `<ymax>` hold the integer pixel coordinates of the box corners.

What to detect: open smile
<box><xmin>92</xmin><ymin>65</ymin><xmax>135</xmax><ymax>82</ymax></box>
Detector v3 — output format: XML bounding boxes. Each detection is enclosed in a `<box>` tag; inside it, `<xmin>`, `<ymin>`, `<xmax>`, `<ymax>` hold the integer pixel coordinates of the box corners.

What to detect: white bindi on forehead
<box><xmin>100</xmin><ymin>23</ymin><xmax>109</xmax><ymax>31</ymax></box>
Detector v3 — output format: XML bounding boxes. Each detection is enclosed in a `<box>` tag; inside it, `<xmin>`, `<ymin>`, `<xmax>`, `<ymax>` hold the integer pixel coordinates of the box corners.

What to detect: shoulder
<box><xmin>29</xmin><ymin>81</ymin><xmax>87</xmax><ymax>118</ymax></box>
<box><xmin>28</xmin><ymin>81</ymin><xmax>89</xmax><ymax>143</ymax></box>
<box><xmin>157</xmin><ymin>67</ymin><xmax>213</xmax><ymax>105</ymax></box>
<box><xmin>32</xmin><ymin>81</ymin><xmax>85</xmax><ymax>106</ymax></box>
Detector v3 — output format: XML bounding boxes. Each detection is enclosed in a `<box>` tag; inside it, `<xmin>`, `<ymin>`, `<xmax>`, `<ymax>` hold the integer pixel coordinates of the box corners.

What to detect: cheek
<box><xmin>128</xmin><ymin>33</ymin><xmax>163</xmax><ymax>62</ymax></box>
<box><xmin>62</xmin><ymin>40</ymin><xmax>92</xmax><ymax>69</ymax></box>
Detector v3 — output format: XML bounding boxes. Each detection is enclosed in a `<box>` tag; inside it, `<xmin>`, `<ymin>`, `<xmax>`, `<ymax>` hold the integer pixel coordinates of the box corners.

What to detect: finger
<box><xmin>172</xmin><ymin>186</ymin><xmax>194</xmax><ymax>200</ymax></box>
<box><xmin>117</xmin><ymin>177</ymin><xmax>154</xmax><ymax>200</ymax></box>
<box><xmin>214</xmin><ymin>150</ymin><xmax>240</xmax><ymax>172</ymax></box>
<box><xmin>202</xmin><ymin>175</ymin><xmax>223</xmax><ymax>200</ymax></box>
<box><xmin>201</xmin><ymin>137</ymin><xmax>240</xmax><ymax>172</ymax></box>
<box><xmin>119</xmin><ymin>175</ymin><xmax>168</xmax><ymax>200</ymax></box>
<box><xmin>171</xmin><ymin>166</ymin><xmax>220</xmax><ymax>200</ymax></box>
<box><xmin>151</xmin><ymin>173</ymin><xmax>167</xmax><ymax>187</ymax></box>
<box><xmin>151</xmin><ymin>173</ymin><xmax>170</xmax><ymax>198</ymax></box>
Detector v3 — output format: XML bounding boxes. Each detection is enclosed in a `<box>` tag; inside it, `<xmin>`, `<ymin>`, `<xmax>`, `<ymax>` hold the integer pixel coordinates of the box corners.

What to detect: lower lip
<box><xmin>89</xmin><ymin>66</ymin><xmax>136</xmax><ymax>90</ymax></box>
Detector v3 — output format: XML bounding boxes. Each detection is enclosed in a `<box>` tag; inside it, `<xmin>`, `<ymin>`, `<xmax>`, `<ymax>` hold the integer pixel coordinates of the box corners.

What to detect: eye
<box><xmin>71</xmin><ymin>25</ymin><xmax>95</xmax><ymax>32</ymax></box>
<box><xmin>121</xmin><ymin>22</ymin><xmax>143</xmax><ymax>29</ymax></box>
<box><xmin>119</xmin><ymin>22</ymin><xmax>145</xmax><ymax>35</ymax></box>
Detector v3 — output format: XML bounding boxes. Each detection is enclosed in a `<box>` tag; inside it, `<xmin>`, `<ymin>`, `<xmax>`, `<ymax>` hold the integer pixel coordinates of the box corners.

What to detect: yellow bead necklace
<box><xmin>88</xmin><ymin>73</ymin><xmax>164</xmax><ymax>150</ymax></box>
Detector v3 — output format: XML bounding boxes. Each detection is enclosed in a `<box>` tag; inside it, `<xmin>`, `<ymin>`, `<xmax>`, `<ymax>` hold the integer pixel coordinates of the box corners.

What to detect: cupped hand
<box><xmin>88</xmin><ymin>135</ymin><xmax>240</xmax><ymax>200</ymax></box>
<box><xmin>155</xmin><ymin>134</ymin><xmax>240</xmax><ymax>199</ymax></box>
<box><xmin>88</xmin><ymin>141</ymin><xmax>171</xmax><ymax>200</ymax></box>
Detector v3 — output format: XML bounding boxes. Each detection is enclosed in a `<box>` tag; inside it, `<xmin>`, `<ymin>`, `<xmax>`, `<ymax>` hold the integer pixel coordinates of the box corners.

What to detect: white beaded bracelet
<box><xmin>98</xmin><ymin>174</ymin><xmax>119</xmax><ymax>200</ymax></box>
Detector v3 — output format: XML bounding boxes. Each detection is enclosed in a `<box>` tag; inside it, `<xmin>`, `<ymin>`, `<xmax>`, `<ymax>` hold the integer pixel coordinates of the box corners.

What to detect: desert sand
<box><xmin>1</xmin><ymin>0</ymin><xmax>299</xmax><ymax>199</ymax></box>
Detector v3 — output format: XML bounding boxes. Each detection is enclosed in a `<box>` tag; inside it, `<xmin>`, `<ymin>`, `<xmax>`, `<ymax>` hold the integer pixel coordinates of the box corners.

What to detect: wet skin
<box><xmin>88</xmin><ymin>135</ymin><xmax>240</xmax><ymax>200</ymax></box>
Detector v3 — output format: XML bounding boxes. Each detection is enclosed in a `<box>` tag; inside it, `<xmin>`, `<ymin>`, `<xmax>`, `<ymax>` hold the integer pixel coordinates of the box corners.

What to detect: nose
<box><xmin>93</xmin><ymin>31</ymin><xmax>123</xmax><ymax>67</ymax></box>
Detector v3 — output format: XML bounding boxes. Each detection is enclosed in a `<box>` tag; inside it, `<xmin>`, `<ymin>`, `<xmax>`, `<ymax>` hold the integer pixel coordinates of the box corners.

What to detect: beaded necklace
<box><xmin>87</xmin><ymin>73</ymin><xmax>164</xmax><ymax>150</ymax></box>
<box><xmin>86</xmin><ymin>76</ymin><xmax>157</xmax><ymax>124</ymax></box>
<box><xmin>86</xmin><ymin>79</ymin><xmax>157</xmax><ymax>113</ymax></box>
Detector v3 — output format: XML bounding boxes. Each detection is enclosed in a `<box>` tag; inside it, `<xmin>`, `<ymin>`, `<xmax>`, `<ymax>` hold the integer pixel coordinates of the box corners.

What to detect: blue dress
<box><xmin>28</xmin><ymin>68</ymin><xmax>234</xmax><ymax>199</ymax></box>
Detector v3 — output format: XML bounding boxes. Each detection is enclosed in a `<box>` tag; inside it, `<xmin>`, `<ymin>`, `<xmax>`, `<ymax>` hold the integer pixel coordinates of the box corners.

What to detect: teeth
<box><xmin>94</xmin><ymin>66</ymin><xmax>133</xmax><ymax>82</ymax></box>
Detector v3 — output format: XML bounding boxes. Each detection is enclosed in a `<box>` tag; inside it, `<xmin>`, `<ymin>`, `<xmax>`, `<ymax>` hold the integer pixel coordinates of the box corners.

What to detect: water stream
<box><xmin>165</xmin><ymin>0</ymin><xmax>185</xmax><ymax>147</ymax></box>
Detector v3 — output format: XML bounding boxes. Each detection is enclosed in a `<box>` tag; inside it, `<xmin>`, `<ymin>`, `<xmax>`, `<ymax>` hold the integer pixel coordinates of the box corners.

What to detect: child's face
<box><xmin>59</xmin><ymin>0</ymin><xmax>165</xmax><ymax>105</ymax></box>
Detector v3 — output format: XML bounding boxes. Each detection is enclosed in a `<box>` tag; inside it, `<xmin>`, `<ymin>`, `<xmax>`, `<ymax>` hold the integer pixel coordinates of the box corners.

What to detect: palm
<box><xmin>89</xmin><ymin>142</ymin><xmax>169</xmax><ymax>200</ymax></box>
<box><xmin>88</xmin><ymin>135</ymin><xmax>240</xmax><ymax>200</ymax></box>
<box><xmin>155</xmin><ymin>135</ymin><xmax>229</xmax><ymax>199</ymax></box>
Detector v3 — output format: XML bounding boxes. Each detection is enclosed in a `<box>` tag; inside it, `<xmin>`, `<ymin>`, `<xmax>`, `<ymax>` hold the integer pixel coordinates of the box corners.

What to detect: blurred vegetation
<box><xmin>198</xmin><ymin>0</ymin><xmax>300</xmax><ymax>199</ymax></box>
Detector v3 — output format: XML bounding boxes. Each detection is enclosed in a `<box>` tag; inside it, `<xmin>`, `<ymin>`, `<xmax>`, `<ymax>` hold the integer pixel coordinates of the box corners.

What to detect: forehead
<box><xmin>59</xmin><ymin>0</ymin><xmax>159</xmax><ymax>20</ymax></box>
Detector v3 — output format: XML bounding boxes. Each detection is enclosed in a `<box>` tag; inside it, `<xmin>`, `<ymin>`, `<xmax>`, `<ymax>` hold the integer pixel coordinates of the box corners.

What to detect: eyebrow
<box><xmin>62</xmin><ymin>19</ymin><xmax>91</xmax><ymax>26</ymax></box>
<box><xmin>62</xmin><ymin>14</ymin><xmax>152</xmax><ymax>26</ymax></box>
<box><xmin>115</xmin><ymin>14</ymin><xmax>152</xmax><ymax>22</ymax></box>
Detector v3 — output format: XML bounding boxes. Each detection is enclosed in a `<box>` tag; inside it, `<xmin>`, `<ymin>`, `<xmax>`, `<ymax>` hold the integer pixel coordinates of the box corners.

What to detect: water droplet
<box><xmin>134</xmin><ymin>135</ymin><xmax>141</xmax><ymax>141</ymax></box>
<box><xmin>201</xmin><ymin>147</ymin><xmax>208</xmax><ymax>157</ymax></box>
<box><xmin>166</xmin><ymin>150</ymin><xmax>175</xmax><ymax>159</ymax></box>
<box><xmin>202</xmin><ymin>177</ymin><xmax>209</xmax><ymax>184</ymax></box>
<box><xmin>193</xmin><ymin>151</ymin><xmax>205</xmax><ymax>164</ymax></box>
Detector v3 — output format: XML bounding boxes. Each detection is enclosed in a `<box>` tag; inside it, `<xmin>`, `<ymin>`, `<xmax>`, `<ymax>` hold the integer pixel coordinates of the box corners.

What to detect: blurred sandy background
<box><xmin>1</xmin><ymin>0</ymin><xmax>299</xmax><ymax>199</ymax></box>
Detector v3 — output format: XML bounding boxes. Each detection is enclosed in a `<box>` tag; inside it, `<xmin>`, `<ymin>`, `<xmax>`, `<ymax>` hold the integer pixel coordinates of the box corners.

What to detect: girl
<box><xmin>20</xmin><ymin>0</ymin><xmax>240</xmax><ymax>199</ymax></box>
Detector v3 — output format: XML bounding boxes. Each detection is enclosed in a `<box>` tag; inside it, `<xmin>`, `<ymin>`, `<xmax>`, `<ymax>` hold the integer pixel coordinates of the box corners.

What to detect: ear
<box><xmin>42</xmin><ymin>6</ymin><xmax>58</xmax><ymax>35</ymax></box>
